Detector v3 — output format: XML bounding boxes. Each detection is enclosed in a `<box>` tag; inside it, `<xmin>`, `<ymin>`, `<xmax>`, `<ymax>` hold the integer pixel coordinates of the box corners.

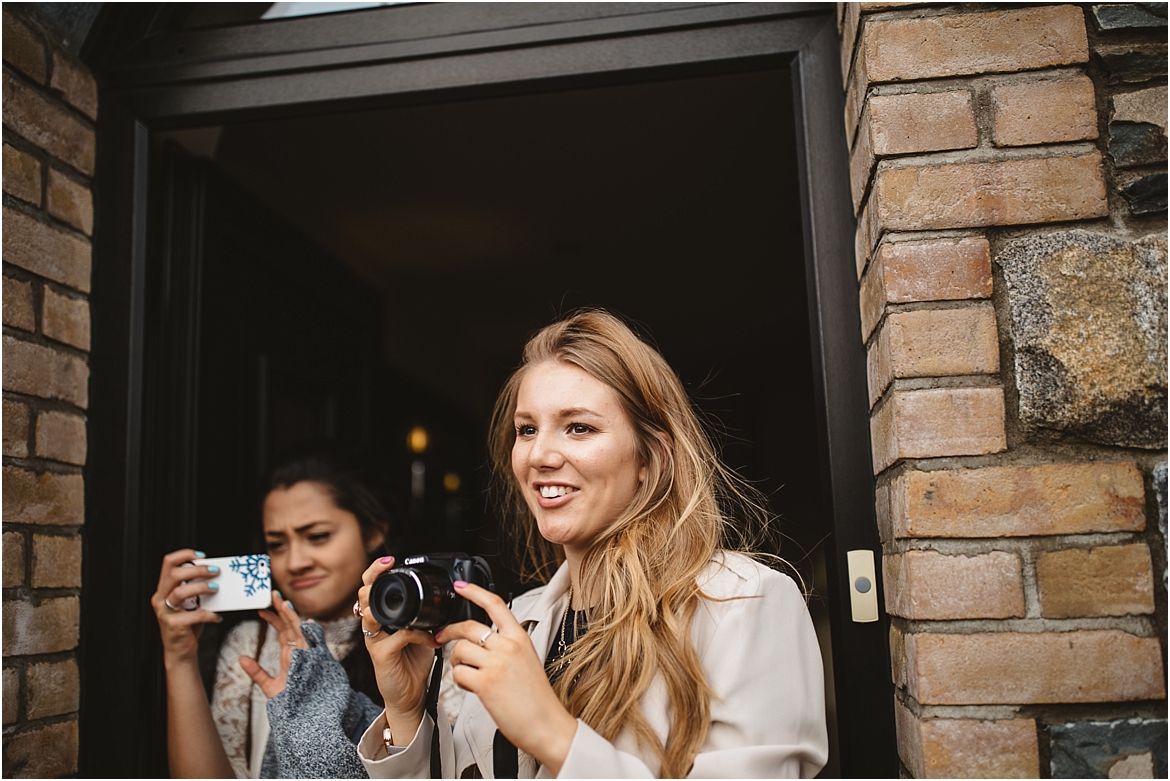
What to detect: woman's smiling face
<box><xmin>511</xmin><ymin>360</ymin><xmax>645</xmax><ymax>559</ymax></box>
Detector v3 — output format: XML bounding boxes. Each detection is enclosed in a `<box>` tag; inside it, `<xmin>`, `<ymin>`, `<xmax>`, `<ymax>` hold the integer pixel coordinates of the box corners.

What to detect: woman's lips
<box><xmin>289</xmin><ymin>576</ymin><xmax>324</xmax><ymax>590</ymax></box>
<box><xmin>535</xmin><ymin>484</ymin><xmax>578</xmax><ymax>509</ymax></box>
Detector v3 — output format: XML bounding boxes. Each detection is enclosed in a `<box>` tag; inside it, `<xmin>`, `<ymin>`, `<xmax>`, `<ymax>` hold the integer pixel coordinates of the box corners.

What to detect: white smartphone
<box><xmin>181</xmin><ymin>554</ymin><xmax>272</xmax><ymax>612</ymax></box>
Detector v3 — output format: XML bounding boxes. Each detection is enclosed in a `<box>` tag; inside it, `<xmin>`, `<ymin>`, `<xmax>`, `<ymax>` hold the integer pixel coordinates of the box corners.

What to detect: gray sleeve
<box><xmin>262</xmin><ymin>621</ymin><xmax>371</xmax><ymax>779</ymax></box>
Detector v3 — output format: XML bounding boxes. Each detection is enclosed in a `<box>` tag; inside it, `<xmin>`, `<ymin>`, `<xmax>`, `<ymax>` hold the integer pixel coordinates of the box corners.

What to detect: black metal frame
<box><xmin>80</xmin><ymin>3</ymin><xmax>894</xmax><ymax>776</ymax></box>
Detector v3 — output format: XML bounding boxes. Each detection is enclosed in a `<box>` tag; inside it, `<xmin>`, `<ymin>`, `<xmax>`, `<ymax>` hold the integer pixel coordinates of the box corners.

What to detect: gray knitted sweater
<box><xmin>262</xmin><ymin>621</ymin><xmax>383</xmax><ymax>778</ymax></box>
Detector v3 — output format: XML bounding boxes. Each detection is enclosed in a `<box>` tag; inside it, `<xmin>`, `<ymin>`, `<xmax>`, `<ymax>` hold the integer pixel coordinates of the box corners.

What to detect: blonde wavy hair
<box><xmin>488</xmin><ymin>309</ymin><xmax>775</xmax><ymax>778</ymax></box>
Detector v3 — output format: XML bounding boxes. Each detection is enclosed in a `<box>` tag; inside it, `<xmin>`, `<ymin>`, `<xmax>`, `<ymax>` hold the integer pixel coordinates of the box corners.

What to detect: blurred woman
<box><xmin>151</xmin><ymin>445</ymin><xmax>391</xmax><ymax>777</ymax></box>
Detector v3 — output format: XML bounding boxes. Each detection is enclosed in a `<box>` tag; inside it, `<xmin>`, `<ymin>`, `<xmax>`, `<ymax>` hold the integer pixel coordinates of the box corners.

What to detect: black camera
<box><xmin>368</xmin><ymin>553</ymin><xmax>495</xmax><ymax>632</ymax></box>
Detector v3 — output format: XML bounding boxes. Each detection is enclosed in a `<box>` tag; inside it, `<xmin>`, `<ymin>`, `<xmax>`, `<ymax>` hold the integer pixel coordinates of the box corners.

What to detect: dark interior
<box><xmin>162</xmin><ymin>66</ymin><xmax>835</xmax><ymax>769</ymax></box>
<box><xmin>168</xmin><ymin>64</ymin><xmax>828</xmax><ymax>583</ymax></box>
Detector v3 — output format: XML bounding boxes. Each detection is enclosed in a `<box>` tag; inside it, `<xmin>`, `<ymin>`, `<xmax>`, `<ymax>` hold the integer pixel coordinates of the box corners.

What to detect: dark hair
<box><xmin>262</xmin><ymin>441</ymin><xmax>393</xmax><ymax>705</ymax></box>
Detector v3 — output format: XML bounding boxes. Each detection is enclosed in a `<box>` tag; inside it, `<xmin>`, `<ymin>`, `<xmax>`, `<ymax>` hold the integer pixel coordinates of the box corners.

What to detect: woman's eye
<box><xmin>308</xmin><ymin>533</ymin><xmax>331</xmax><ymax>544</ymax></box>
<box><xmin>569</xmin><ymin>423</ymin><xmax>594</xmax><ymax>435</ymax></box>
<box><xmin>265</xmin><ymin>541</ymin><xmax>285</xmax><ymax>553</ymax></box>
<box><xmin>516</xmin><ymin>424</ymin><xmax>536</xmax><ymax>437</ymax></box>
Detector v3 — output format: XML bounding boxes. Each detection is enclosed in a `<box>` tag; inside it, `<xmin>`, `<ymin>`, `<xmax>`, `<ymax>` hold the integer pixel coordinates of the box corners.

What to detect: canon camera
<box><xmin>368</xmin><ymin>553</ymin><xmax>494</xmax><ymax>632</ymax></box>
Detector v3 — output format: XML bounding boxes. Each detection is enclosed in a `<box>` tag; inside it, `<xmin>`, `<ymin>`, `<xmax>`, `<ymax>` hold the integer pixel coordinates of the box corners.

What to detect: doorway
<box><xmin>82</xmin><ymin>4</ymin><xmax>893</xmax><ymax>776</ymax></box>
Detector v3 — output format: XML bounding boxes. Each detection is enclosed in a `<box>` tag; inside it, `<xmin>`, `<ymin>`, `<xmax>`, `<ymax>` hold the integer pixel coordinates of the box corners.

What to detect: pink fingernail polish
<box><xmin>453</xmin><ymin>580</ymin><xmax>468</xmax><ymax>588</ymax></box>
<box><xmin>434</xmin><ymin>631</ymin><xmax>443</xmax><ymax>642</ymax></box>
<box><xmin>381</xmin><ymin>556</ymin><xmax>393</xmax><ymax>565</ymax></box>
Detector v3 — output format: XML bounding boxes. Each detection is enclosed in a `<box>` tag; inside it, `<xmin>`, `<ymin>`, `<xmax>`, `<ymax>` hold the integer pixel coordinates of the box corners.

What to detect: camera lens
<box><xmin>369</xmin><ymin>565</ymin><xmax>455</xmax><ymax>631</ymax></box>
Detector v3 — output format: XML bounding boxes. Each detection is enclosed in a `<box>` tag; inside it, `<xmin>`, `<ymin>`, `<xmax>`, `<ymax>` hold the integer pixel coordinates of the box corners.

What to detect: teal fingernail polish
<box><xmin>195</xmin><ymin>550</ymin><xmax>206</xmax><ymax>558</ymax></box>
<box><xmin>208</xmin><ymin>582</ymin><xmax>219</xmax><ymax>591</ymax></box>
<box><xmin>287</xmin><ymin>600</ymin><xmax>295</xmax><ymax>610</ymax></box>
<box><xmin>207</xmin><ymin>565</ymin><xmax>219</xmax><ymax>574</ymax></box>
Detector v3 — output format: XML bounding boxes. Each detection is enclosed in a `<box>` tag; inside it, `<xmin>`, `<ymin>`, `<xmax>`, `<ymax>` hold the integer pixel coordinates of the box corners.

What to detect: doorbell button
<box><xmin>846</xmin><ymin>549</ymin><xmax>879</xmax><ymax>623</ymax></box>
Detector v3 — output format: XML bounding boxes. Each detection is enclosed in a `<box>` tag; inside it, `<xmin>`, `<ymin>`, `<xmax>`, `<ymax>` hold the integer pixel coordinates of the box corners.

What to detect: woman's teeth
<box><xmin>540</xmin><ymin>485</ymin><xmax>577</xmax><ymax>498</ymax></box>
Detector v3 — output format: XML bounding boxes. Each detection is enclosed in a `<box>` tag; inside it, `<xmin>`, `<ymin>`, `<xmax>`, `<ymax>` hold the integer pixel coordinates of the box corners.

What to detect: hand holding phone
<box><xmin>183</xmin><ymin>554</ymin><xmax>272</xmax><ymax>612</ymax></box>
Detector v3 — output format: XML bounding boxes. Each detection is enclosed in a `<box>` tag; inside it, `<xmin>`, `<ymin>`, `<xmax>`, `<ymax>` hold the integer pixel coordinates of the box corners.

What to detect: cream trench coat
<box><xmin>357</xmin><ymin>552</ymin><xmax>828</xmax><ymax>779</ymax></box>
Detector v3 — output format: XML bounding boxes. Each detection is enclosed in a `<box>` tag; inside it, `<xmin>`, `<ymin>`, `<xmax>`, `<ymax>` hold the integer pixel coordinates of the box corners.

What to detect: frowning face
<box><xmin>263</xmin><ymin>481</ymin><xmax>381</xmax><ymax>621</ymax></box>
<box><xmin>511</xmin><ymin>361</ymin><xmax>645</xmax><ymax>560</ymax></box>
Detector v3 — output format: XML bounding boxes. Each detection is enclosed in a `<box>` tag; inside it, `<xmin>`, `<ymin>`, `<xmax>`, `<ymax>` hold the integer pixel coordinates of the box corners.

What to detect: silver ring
<box><xmin>362</xmin><ymin>627</ymin><xmax>382</xmax><ymax>639</ymax></box>
<box><xmin>286</xmin><ymin>640</ymin><xmax>298</xmax><ymax>646</ymax></box>
<box><xmin>352</xmin><ymin>600</ymin><xmax>363</xmax><ymax>619</ymax></box>
<box><xmin>164</xmin><ymin>598</ymin><xmax>180</xmax><ymax>611</ymax></box>
<box><xmin>478</xmin><ymin>629</ymin><xmax>492</xmax><ymax>647</ymax></box>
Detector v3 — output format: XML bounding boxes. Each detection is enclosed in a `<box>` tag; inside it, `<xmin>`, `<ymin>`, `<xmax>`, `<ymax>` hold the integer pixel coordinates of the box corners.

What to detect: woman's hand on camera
<box><xmin>440</xmin><ymin>582</ymin><xmax>578</xmax><ymax>776</ymax></box>
<box><xmin>358</xmin><ymin>556</ymin><xmax>442</xmax><ymax>746</ymax></box>
<box><xmin>239</xmin><ymin>592</ymin><xmax>309</xmax><ymax>698</ymax></box>
<box><xmin>151</xmin><ymin>549</ymin><xmax>222</xmax><ymax>666</ymax></box>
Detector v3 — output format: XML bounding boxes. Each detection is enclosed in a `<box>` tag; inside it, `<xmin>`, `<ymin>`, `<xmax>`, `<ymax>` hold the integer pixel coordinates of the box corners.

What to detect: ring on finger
<box><xmin>362</xmin><ymin>627</ymin><xmax>382</xmax><ymax>639</ymax></box>
<box><xmin>353</xmin><ymin>600</ymin><xmax>363</xmax><ymax>619</ymax></box>
<box><xmin>164</xmin><ymin>597</ymin><xmax>180</xmax><ymax>611</ymax></box>
<box><xmin>478</xmin><ymin>629</ymin><xmax>493</xmax><ymax>647</ymax></box>
<box><xmin>286</xmin><ymin>640</ymin><xmax>298</xmax><ymax>646</ymax></box>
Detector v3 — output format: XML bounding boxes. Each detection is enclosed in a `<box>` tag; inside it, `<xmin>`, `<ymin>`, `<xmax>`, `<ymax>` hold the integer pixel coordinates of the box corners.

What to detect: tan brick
<box><xmin>896</xmin><ymin>700</ymin><xmax>1039</xmax><ymax>779</ymax></box>
<box><xmin>1</xmin><ymin>71</ymin><xmax>94</xmax><ymax>175</ymax></box>
<box><xmin>884</xmin><ymin>549</ymin><xmax>1024</xmax><ymax>620</ymax></box>
<box><xmin>860</xmin><ymin>237</ymin><xmax>993</xmax><ymax>340</ymax></box>
<box><xmin>30</xmin><ymin>534</ymin><xmax>81</xmax><ymax>589</ymax></box>
<box><xmin>2</xmin><ymin>399</ymin><xmax>30</xmax><ymax>459</ymax></box>
<box><xmin>851</xmin><ymin>91</ymin><xmax>978</xmax><ymax>210</ymax></box>
<box><xmin>1</xmin><ymin>597</ymin><xmax>79</xmax><ymax>656</ymax></box>
<box><xmin>870</xmin><ymin>153</ymin><xmax>1108</xmax><ymax>240</ymax></box>
<box><xmin>3</xmin><ymin>275</ymin><xmax>36</xmax><ymax>332</ymax></box>
<box><xmin>3</xmin><ymin>532</ymin><xmax>26</xmax><ymax>588</ymax></box>
<box><xmin>3</xmin><ymin>667</ymin><xmax>18</xmax><ymax>725</ymax></box>
<box><xmin>870</xmin><ymin>387</ymin><xmax>1006</xmax><ymax>474</ymax></box>
<box><xmin>3</xmin><ymin>719</ymin><xmax>78</xmax><ymax>777</ymax></box>
<box><xmin>25</xmin><ymin>658</ymin><xmax>78</xmax><ymax>718</ymax></box>
<box><xmin>41</xmin><ymin>287</ymin><xmax>90</xmax><ymax>351</ymax></box>
<box><xmin>2</xmin><ymin>207</ymin><xmax>91</xmax><ymax>293</ymax></box>
<box><xmin>2</xmin><ymin>466</ymin><xmax>84</xmax><ymax>527</ymax></box>
<box><xmin>2</xmin><ymin>336</ymin><xmax>88</xmax><ymax>407</ymax></box>
<box><xmin>839</xmin><ymin>2</ymin><xmax>861</xmax><ymax>87</ymax></box>
<box><xmin>855</xmin><ymin>198</ymin><xmax>873</xmax><ymax>278</ymax></box>
<box><xmin>885</xmin><ymin>462</ymin><xmax>1146</xmax><ymax>539</ymax></box>
<box><xmin>867</xmin><ymin>307</ymin><xmax>1000</xmax><ymax>405</ymax></box>
<box><xmin>993</xmin><ymin>75</ymin><xmax>1098</xmax><ymax>147</ymax></box>
<box><xmin>2</xmin><ymin>10</ymin><xmax>46</xmax><ymax>84</ymax></box>
<box><xmin>1038</xmin><ymin>544</ymin><xmax>1155</xmax><ymax>618</ymax></box>
<box><xmin>34</xmin><ymin>410</ymin><xmax>86</xmax><ymax>466</ymax></box>
<box><xmin>905</xmin><ymin>629</ymin><xmax>1165</xmax><ymax>705</ymax></box>
<box><xmin>49</xmin><ymin>50</ymin><xmax>97</xmax><ymax>121</ymax></box>
<box><xmin>860</xmin><ymin>6</ymin><xmax>1088</xmax><ymax>84</ymax></box>
<box><xmin>46</xmin><ymin>169</ymin><xmax>92</xmax><ymax>235</ymax></box>
<box><xmin>2</xmin><ymin>144</ymin><xmax>41</xmax><ymax>205</ymax></box>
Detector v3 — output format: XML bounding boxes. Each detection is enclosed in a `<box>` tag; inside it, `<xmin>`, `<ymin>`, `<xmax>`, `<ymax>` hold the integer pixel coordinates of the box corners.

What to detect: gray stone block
<box><xmin>997</xmin><ymin>231</ymin><xmax>1167</xmax><ymax>448</ymax></box>
<box><xmin>1097</xmin><ymin>42</ymin><xmax>1169</xmax><ymax>83</ymax></box>
<box><xmin>1109</xmin><ymin>122</ymin><xmax>1168</xmax><ymax>168</ymax></box>
<box><xmin>1091</xmin><ymin>3</ymin><xmax>1168</xmax><ymax>31</ymax></box>
<box><xmin>1121</xmin><ymin>173</ymin><xmax>1169</xmax><ymax>215</ymax></box>
<box><xmin>1049</xmin><ymin>718</ymin><xmax>1167</xmax><ymax>778</ymax></box>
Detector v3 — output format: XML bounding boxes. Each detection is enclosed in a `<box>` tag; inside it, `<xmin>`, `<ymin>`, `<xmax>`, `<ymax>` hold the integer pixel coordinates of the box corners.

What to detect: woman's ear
<box><xmin>364</xmin><ymin>528</ymin><xmax>386</xmax><ymax>555</ymax></box>
<box><xmin>640</xmin><ymin>431</ymin><xmax>673</xmax><ymax>484</ymax></box>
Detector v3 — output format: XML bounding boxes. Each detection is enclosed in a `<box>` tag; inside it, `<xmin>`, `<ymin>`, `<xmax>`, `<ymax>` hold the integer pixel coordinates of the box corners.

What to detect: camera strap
<box><xmin>427</xmin><ymin>647</ymin><xmax>444</xmax><ymax>778</ymax></box>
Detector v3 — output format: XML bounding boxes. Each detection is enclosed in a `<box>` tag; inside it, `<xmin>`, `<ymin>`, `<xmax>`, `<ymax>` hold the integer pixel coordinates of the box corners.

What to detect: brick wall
<box><xmin>2</xmin><ymin>8</ymin><xmax>94</xmax><ymax>778</ymax></box>
<box><xmin>840</xmin><ymin>3</ymin><xmax>1167</xmax><ymax>778</ymax></box>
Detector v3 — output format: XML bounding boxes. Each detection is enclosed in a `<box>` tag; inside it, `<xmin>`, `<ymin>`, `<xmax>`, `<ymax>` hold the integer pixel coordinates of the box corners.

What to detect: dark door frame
<box><xmin>80</xmin><ymin>3</ymin><xmax>895</xmax><ymax>776</ymax></box>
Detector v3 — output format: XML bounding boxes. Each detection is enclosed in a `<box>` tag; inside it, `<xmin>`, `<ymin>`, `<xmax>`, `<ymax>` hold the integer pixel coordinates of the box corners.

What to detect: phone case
<box><xmin>184</xmin><ymin>554</ymin><xmax>272</xmax><ymax>612</ymax></box>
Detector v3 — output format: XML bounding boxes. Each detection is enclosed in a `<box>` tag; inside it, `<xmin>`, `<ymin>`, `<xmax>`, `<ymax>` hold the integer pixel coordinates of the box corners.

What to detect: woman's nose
<box><xmin>528</xmin><ymin>430</ymin><xmax>564</xmax><ymax>469</ymax></box>
<box><xmin>286</xmin><ymin>540</ymin><xmax>312</xmax><ymax>572</ymax></box>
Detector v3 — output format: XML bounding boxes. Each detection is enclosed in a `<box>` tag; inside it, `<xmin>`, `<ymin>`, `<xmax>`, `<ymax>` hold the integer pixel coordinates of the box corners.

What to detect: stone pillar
<box><xmin>839</xmin><ymin>3</ymin><xmax>1167</xmax><ymax>777</ymax></box>
<box><xmin>2</xmin><ymin>7</ymin><xmax>95</xmax><ymax>778</ymax></box>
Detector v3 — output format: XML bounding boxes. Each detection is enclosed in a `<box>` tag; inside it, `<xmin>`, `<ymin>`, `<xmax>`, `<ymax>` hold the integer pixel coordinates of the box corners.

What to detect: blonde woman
<box><xmin>339</xmin><ymin>311</ymin><xmax>825</xmax><ymax>777</ymax></box>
